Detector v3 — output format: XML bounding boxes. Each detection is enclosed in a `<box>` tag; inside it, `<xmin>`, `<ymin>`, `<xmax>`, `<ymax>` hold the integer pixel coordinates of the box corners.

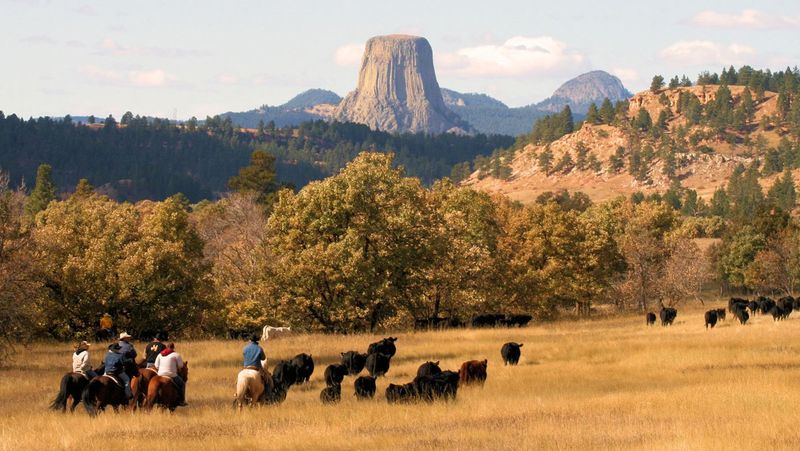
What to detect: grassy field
<box><xmin>2</xmin><ymin>302</ymin><xmax>800</xmax><ymax>450</ymax></box>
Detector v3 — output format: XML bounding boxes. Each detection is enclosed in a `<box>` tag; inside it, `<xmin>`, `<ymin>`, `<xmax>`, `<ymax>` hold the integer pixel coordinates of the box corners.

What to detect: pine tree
<box><xmin>73</xmin><ymin>178</ymin><xmax>94</xmax><ymax>198</ymax></box>
<box><xmin>599</xmin><ymin>98</ymin><xmax>615</xmax><ymax>124</ymax></box>
<box><xmin>538</xmin><ymin>147</ymin><xmax>553</xmax><ymax>174</ymax></box>
<box><xmin>25</xmin><ymin>163</ymin><xmax>57</xmax><ymax>216</ymax></box>
<box><xmin>710</xmin><ymin>186</ymin><xmax>730</xmax><ymax>217</ymax></box>
<box><xmin>634</xmin><ymin>109</ymin><xmax>652</xmax><ymax>131</ymax></box>
<box><xmin>767</xmin><ymin>169</ymin><xmax>797</xmax><ymax>212</ymax></box>
<box><xmin>668</xmin><ymin>76</ymin><xmax>680</xmax><ymax>89</ymax></box>
<box><xmin>650</xmin><ymin>75</ymin><xmax>665</xmax><ymax>93</ymax></box>
<box><xmin>586</xmin><ymin>103</ymin><xmax>600</xmax><ymax>124</ymax></box>
<box><xmin>228</xmin><ymin>150</ymin><xmax>279</xmax><ymax>206</ymax></box>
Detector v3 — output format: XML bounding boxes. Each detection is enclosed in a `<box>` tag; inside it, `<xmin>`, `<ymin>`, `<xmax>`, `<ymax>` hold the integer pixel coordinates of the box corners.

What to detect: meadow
<box><xmin>2</xmin><ymin>302</ymin><xmax>800</xmax><ymax>450</ymax></box>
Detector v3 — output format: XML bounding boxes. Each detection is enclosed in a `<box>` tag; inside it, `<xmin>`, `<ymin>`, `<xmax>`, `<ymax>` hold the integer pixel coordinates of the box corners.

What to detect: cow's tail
<box><xmin>49</xmin><ymin>373</ymin><xmax>71</xmax><ymax>411</ymax></box>
<box><xmin>82</xmin><ymin>381</ymin><xmax>98</xmax><ymax>416</ymax></box>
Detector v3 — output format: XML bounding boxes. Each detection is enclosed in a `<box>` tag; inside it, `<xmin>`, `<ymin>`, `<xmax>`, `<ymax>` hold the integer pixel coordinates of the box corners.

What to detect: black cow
<box><xmin>715</xmin><ymin>308</ymin><xmax>726</xmax><ymax>321</ymax></box>
<box><xmin>272</xmin><ymin>360</ymin><xmax>298</xmax><ymax>390</ymax></box>
<box><xmin>320</xmin><ymin>384</ymin><xmax>341</xmax><ymax>404</ymax></box>
<box><xmin>646</xmin><ymin>312</ymin><xmax>657</xmax><ymax>326</ymax></box>
<box><xmin>704</xmin><ymin>310</ymin><xmax>718</xmax><ymax>329</ymax></box>
<box><xmin>353</xmin><ymin>376</ymin><xmax>376</xmax><ymax>400</ymax></box>
<box><xmin>340</xmin><ymin>351</ymin><xmax>368</xmax><ymax>376</ymax></box>
<box><xmin>386</xmin><ymin>383</ymin><xmax>417</xmax><ymax>404</ymax></box>
<box><xmin>416</xmin><ymin>361</ymin><xmax>442</xmax><ymax>378</ymax></box>
<box><xmin>472</xmin><ymin>314</ymin><xmax>504</xmax><ymax>328</ymax></box>
<box><xmin>733</xmin><ymin>305</ymin><xmax>750</xmax><ymax>324</ymax></box>
<box><xmin>501</xmin><ymin>342</ymin><xmax>523</xmax><ymax>365</ymax></box>
<box><xmin>660</xmin><ymin>307</ymin><xmax>677</xmax><ymax>326</ymax></box>
<box><xmin>366</xmin><ymin>352</ymin><xmax>391</xmax><ymax>378</ymax></box>
<box><xmin>729</xmin><ymin>297</ymin><xmax>749</xmax><ymax>313</ymax></box>
<box><xmin>413</xmin><ymin>370</ymin><xmax>460</xmax><ymax>402</ymax></box>
<box><xmin>747</xmin><ymin>301</ymin><xmax>759</xmax><ymax>315</ymax></box>
<box><xmin>501</xmin><ymin>314</ymin><xmax>533</xmax><ymax>327</ymax></box>
<box><xmin>777</xmin><ymin>296</ymin><xmax>794</xmax><ymax>318</ymax></box>
<box><xmin>291</xmin><ymin>353</ymin><xmax>314</xmax><ymax>384</ymax></box>
<box><xmin>367</xmin><ymin>337</ymin><xmax>397</xmax><ymax>358</ymax></box>
<box><xmin>770</xmin><ymin>305</ymin><xmax>787</xmax><ymax>321</ymax></box>
<box><xmin>415</xmin><ymin>317</ymin><xmax>450</xmax><ymax>330</ymax></box>
<box><xmin>758</xmin><ymin>297</ymin><xmax>776</xmax><ymax>315</ymax></box>
<box><xmin>324</xmin><ymin>364</ymin><xmax>348</xmax><ymax>387</ymax></box>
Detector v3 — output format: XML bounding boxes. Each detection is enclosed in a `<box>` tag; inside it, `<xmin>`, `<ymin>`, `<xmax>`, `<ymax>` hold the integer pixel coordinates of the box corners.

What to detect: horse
<box><xmin>143</xmin><ymin>362</ymin><xmax>189</xmax><ymax>411</ymax></box>
<box><xmin>81</xmin><ymin>360</ymin><xmax>139</xmax><ymax>416</ymax></box>
<box><xmin>234</xmin><ymin>368</ymin><xmax>287</xmax><ymax>409</ymax></box>
<box><xmin>50</xmin><ymin>372</ymin><xmax>91</xmax><ymax>413</ymax></box>
<box><xmin>130</xmin><ymin>367</ymin><xmax>158</xmax><ymax>410</ymax></box>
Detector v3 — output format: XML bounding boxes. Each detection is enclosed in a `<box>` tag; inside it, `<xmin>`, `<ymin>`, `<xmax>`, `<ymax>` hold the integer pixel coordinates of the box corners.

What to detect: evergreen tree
<box><xmin>656</xmin><ymin>109</ymin><xmax>671</xmax><ymax>130</ymax></box>
<box><xmin>553</xmin><ymin>152</ymin><xmax>574</xmax><ymax>174</ymax></box>
<box><xmin>767</xmin><ymin>169</ymin><xmax>797</xmax><ymax>212</ymax></box>
<box><xmin>608</xmin><ymin>147</ymin><xmax>625</xmax><ymax>173</ymax></box>
<box><xmin>599</xmin><ymin>98</ymin><xmax>615</xmax><ymax>124</ymax></box>
<box><xmin>25</xmin><ymin>163</ymin><xmax>57</xmax><ymax>216</ymax></box>
<box><xmin>650</xmin><ymin>75</ymin><xmax>665</xmax><ymax>93</ymax></box>
<box><xmin>710</xmin><ymin>186</ymin><xmax>730</xmax><ymax>217</ymax></box>
<box><xmin>575</xmin><ymin>142</ymin><xmax>589</xmax><ymax>170</ymax></box>
<box><xmin>634</xmin><ymin>109</ymin><xmax>652</xmax><ymax>131</ymax></box>
<box><xmin>103</xmin><ymin>115</ymin><xmax>117</xmax><ymax>130</ymax></box>
<box><xmin>73</xmin><ymin>178</ymin><xmax>94</xmax><ymax>198</ymax></box>
<box><xmin>668</xmin><ymin>76</ymin><xmax>680</xmax><ymax>89</ymax></box>
<box><xmin>538</xmin><ymin>147</ymin><xmax>553</xmax><ymax>174</ymax></box>
<box><xmin>228</xmin><ymin>150</ymin><xmax>279</xmax><ymax>206</ymax></box>
<box><xmin>586</xmin><ymin>103</ymin><xmax>600</xmax><ymax>124</ymax></box>
<box><xmin>679</xmin><ymin>75</ymin><xmax>692</xmax><ymax>87</ymax></box>
<box><xmin>87</xmin><ymin>115</ymin><xmax>96</xmax><ymax>124</ymax></box>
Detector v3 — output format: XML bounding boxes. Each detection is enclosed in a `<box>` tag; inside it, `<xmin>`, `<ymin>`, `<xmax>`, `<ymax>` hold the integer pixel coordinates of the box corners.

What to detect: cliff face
<box><xmin>537</xmin><ymin>70</ymin><xmax>632</xmax><ymax>114</ymax></box>
<box><xmin>335</xmin><ymin>35</ymin><xmax>467</xmax><ymax>134</ymax></box>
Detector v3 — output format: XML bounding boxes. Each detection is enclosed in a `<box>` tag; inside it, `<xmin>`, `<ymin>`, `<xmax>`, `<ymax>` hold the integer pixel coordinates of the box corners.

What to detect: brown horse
<box><xmin>130</xmin><ymin>367</ymin><xmax>158</xmax><ymax>410</ymax></box>
<box><xmin>82</xmin><ymin>360</ymin><xmax>139</xmax><ymax>416</ymax></box>
<box><xmin>143</xmin><ymin>362</ymin><xmax>189</xmax><ymax>411</ymax></box>
<box><xmin>50</xmin><ymin>372</ymin><xmax>91</xmax><ymax>412</ymax></box>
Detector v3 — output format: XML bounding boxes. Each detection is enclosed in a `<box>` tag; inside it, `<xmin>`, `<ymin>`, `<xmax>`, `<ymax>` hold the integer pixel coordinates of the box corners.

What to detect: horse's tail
<box><xmin>235</xmin><ymin>371</ymin><xmax>251</xmax><ymax>409</ymax></box>
<box><xmin>49</xmin><ymin>373</ymin><xmax>71</xmax><ymax>411</ymax></box>
<box><xmin>82</xmin><ymin>381</ymin><xmax>98</xmax><ymax>416</ymax></box>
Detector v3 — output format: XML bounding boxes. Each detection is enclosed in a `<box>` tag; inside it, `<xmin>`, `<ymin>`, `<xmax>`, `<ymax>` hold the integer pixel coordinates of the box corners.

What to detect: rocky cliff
<box><xmin>335</xmin><ymin>35</ymin><xmax>467</xmax><ymax>134</ymax></box>
<box><xmin>537</xmin><ymin>70</ymin><xmax>632</xmax><ymax>114</ymax></box>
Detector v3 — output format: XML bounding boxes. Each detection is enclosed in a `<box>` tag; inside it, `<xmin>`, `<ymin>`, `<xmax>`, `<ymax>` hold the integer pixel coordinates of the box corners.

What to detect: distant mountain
<box><xmin>442</xmin><ymin>89</ymin><xmax>545</xmax><ymax>136</ymax></box>
<box><xmin>220</xmin><ymin>89</ymin><xmax>341</xmax><ymax>129</ymax></box>
<box><xmin>536</xmin><ymin>70</ymin><xmax>632</xmax><ymax>114</ymax></box>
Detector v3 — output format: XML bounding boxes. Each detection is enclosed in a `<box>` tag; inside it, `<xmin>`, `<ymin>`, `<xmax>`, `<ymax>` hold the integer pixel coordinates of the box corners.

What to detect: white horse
<box><xmin>262</xmin><ymin>325</ymin><xmax>292</xmax><ymax>340</ymax></box>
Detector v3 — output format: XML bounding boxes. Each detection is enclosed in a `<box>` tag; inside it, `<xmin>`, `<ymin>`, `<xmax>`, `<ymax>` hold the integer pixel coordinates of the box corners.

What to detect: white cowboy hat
<box><xmin>119</xmin><ymin>332</ymin><xmax>132</xmax><ymax>339</ymax></box>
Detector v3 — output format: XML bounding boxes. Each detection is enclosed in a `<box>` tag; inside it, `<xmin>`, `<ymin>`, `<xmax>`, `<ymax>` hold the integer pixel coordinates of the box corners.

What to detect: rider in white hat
<box><xmin>117</xmin><ymin>332</ymin><xmax>137</xmax><ymax>361</ymax></box>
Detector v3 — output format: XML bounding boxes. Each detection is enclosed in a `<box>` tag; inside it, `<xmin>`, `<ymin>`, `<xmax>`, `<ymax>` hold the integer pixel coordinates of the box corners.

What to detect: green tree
<box><xmin>73</xmin><ymin>179</ymin><xmax>94</xmax><ymax>198</ymax></box>
<box><xmin>599</xmin><ymin>98</ymin><xmax>615</xmax><ymax>124</ymax></box>
<box><xmin>586</xmin><ymin>103</ymin><xmax>600</xmax><ymax>124</ymax></box>
<box><xmin>650</xmin><ymin>75</ymin><xmax>665</xmax><ymax>93</ymax></box>
<box><xmin>25</xmin><ymin>164</ymin><xmax>57</xmax><ymax>217</ymax></box>
<box><xmin>767</xmin><ymin>169</ymin><xmax>797</xmax><ymax>212</ymax></box>
<box><xmin>227</xmin><ymin>150</ymin><xmax>279</xmax><ymax>207</ymax></box>
<box><xmin>634</xmin><ymin>109</ymin><xmax>652</xmax><ymax>131</ymax></box>
<box><xmin>538</xmin><ymin>147</ymin><xmax>554</xmax><ymax>174</ymax></box>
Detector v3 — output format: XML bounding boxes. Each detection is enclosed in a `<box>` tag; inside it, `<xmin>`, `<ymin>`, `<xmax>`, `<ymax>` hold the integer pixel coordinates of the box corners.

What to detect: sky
<box><xmin>2</xmin><ymin>0</ymin><xmax>800</xmax><ymax>119</ymax></box>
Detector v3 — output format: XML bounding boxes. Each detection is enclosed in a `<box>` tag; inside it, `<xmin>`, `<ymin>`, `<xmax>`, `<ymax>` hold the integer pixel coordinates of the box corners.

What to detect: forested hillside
<box><xmin>0</xmin><ymin>112</ymin><xmax>512</xmax><ymax>202</ymax></box>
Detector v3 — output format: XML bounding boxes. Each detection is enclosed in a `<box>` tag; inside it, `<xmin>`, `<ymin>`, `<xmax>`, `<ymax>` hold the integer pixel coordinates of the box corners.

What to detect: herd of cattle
<box><xmin>262</xmin><ymin>336</ymin><xmax>525</xmax><ymax>405</ymax></box>
<box><xmin>646</xmin><ymin>296</ymin><xmax>798</xmax><ymax>329</ymax></box>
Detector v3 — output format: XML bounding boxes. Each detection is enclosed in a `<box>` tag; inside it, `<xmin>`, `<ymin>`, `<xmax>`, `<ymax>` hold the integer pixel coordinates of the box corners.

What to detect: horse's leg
<box><xmin>70</xmin><ymin>393</ymin><xmax>79</xmax><ymax>412</ymax></box>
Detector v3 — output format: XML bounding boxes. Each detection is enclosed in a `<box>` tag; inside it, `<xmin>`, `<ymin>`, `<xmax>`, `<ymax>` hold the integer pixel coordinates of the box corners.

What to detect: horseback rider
<box><xmin>117</xmin><ymin>332</ymin><xmax>137</xmax><ymax>361</ymax></box>
<box><xmin>243</xmin><ymin>334</ymin><xmax>270</xmax><ymax>391</ymax></box>
<box><xmin>98</xmin><ymin>313</ymin><xmax>114</xmax><ymax>339</ymax></box>
<box><xmin>72</xmin><ymin>341</ymin><xmax>97</xmax><ymax>379</ymax></box>
<box><xmin>153</xmin><ymin>342</ymin><xmax>187</xmax><ymax>406</ymax></box>
<box><xmin>103</xmin><ymin>343</ymin><xmax>132</xmax><ymax>399</ymax></box>
<box><xmin>145</xmin><ymin>331</ymin><xmax>168</xmax><ymax>368</ymax></box>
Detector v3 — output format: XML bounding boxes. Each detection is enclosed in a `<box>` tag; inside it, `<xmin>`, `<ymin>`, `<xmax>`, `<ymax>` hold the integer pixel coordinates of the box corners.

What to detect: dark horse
<box><xmin>130</xmin><ymin>367</ymin><xmax>158</xmax><ymax>410</ymax></box>
<box><xmin>50</xmin><ymin>373</ymin><xmax>90</xmax><ymax>412</ymax></box>
<box><xmin>82</xmin><ymin>360</ymin><xmax>139</xmax><ymax>416</ymax></box>
<box><xmin>144</xmin><ymin>362</ymin><xmax>189</xmax><ymax>411</ymax></box>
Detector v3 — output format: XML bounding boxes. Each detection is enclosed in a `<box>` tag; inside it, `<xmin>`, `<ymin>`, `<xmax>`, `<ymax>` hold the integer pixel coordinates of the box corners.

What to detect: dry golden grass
<box><xmin>3</xmin><ymin>303</ymin><xmax>800</xmax><ymax>450</ymax></box>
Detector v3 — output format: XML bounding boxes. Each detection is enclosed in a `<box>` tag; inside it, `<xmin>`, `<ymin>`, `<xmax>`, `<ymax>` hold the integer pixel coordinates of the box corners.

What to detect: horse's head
<box><xmin>180</xmin><ymin>361</ymin><xmax>189</xmax><ymax>382</ymax></box>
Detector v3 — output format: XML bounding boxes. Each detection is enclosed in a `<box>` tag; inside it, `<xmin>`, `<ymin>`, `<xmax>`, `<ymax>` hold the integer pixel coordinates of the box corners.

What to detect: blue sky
<box><xmin>2</xmin><ymin>0</ymin><xmax>799</xmax><ymax>119</ymax></box>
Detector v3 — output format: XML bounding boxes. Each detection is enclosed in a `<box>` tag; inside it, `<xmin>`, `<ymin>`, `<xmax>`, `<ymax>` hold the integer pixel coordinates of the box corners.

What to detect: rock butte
<box><xmin>335</xmin><ymin>35</ymin><xmax>467</xmax><ymax>134</ymax></box>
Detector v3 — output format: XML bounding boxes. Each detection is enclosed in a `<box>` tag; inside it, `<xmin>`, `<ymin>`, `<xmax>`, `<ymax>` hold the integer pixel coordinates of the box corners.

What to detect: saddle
<box><xmin>104</xmin><ymin>374</ymin><xmax>122</xmax><ymax>387</ymax></box>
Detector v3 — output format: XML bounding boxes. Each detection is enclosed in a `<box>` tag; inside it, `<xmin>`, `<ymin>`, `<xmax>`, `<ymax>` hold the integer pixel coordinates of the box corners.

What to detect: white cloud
<box><xmin>691</xmin><ymin>9</ymin><xmax>800</xmax><ymax>29</ymax></box>
<box><xmin>659</xmin><ymin>40</ymin><xmax>756</xmax><ymax>66</ymax></box>
<box><xmin>80</xmin><ymin>65</ymin><xmax>122</xmax><ymax>82</ymax></box>
<box><xmin>334</xmin><ymin>43</ymin><xmax>365</xmax><ymax>67</ymax></box>
<box><xmin>128</xmin><ymin>69</ymin><xmax>175</xmax><ymax>87</ymax></box>
<box><xmin>216</xmin><ymin>73</ymin><xmax>239</xmax><ymax>85</ymax></box>
<box><xmin>80</xmin><ymin>65</ymin><xmax>175</xmax><ymax>87</ymax></box>
<box><xmin>436</xmin><ymin>36</ymin><xmax>585</xmax><ymax>78</ymax></box>
<box><xmin>611</xmin><ymin>67</ymin><xmax>640</xmax><ymax>84</ymax></box>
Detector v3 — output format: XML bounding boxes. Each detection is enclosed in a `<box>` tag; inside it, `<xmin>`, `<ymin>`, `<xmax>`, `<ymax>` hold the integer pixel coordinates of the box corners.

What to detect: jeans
<box><xmin>117</xmin><ymin>372</ymin><xmax>132</xmax><ymax>398</ymax></box>
<box><xmin>86</xmin><ymin>370</ymin><xmax>98</xmax><ymax>379</ymax></box>
<box><xmin>171</xmin><ymin>375</ymin><xmax>186</xmax><ymax>402</ymax></box>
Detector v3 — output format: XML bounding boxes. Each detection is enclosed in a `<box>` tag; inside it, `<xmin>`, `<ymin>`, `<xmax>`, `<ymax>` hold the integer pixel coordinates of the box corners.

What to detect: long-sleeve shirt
<box><xmin>154</xmin><ymin>352</ymin><xmax>184</xmax><ymax>378</ymax></box>
<box><xmin>118</xmin><ymin>340</ymin><xmax>137</xmax><ymax>360</ymax></box>
<box><xmin>72</xmin><ymin>350</ymin><xmax>92</xmax><ymax>374</ymax></box>
<box><xmin>242</xmin><ymin>342</ymin><xmax>266</xmax><ymax>368</ymax></box>
<box><xmin>103</xmin><ymin>350</ymin><xmax>124</xmax><ymax>374</ymax></box>
<box><xmin>145</xmin><ymin>341</ymin><xmax>166</xmax><ymax>364</ymax></box>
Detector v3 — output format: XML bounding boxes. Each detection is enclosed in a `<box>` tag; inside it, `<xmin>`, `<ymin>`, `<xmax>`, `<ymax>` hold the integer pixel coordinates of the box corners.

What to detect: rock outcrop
<box><xmin>537</xmin><ymin>70</ymin><xmax>632</xmax><ymax>114</ymax></box>
<box><xmin>335</xmin><ymin>35</ymin><xmax>467</xmax><ymax>134</ymax></box>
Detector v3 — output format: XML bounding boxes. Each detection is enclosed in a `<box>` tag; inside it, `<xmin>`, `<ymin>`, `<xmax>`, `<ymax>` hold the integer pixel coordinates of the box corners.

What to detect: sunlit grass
<box><xmin>2</xmin><ymin>302</ymin><xmax>800</xmax><ymax>450</ymax></box>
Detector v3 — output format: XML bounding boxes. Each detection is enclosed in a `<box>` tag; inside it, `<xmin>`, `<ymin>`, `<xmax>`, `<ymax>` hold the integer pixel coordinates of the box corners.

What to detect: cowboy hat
<box><xmin>119</xmin><ymin>332</ymin><xmax>132</xmax><ymax>340</ymax></box>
